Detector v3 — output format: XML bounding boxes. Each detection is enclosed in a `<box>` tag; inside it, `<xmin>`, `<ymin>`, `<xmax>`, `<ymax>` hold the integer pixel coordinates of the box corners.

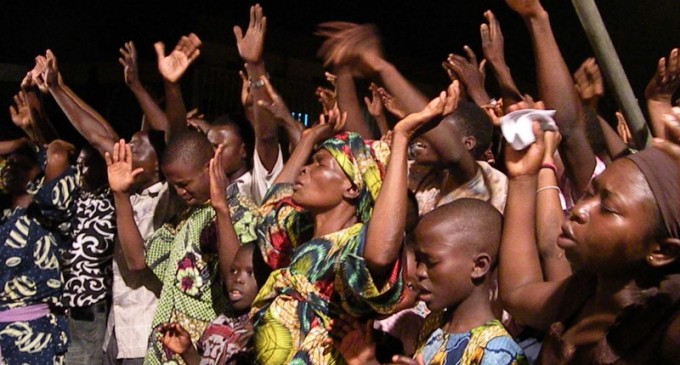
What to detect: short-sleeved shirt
<box><xmin>251</xmin><ymin>183</ymin><xmax>404</xmax><ymax>365</ymax></box>
<box><xmin>416</xmin><ymin>314</ymin><xmax>527</xmax><ymax>365</ymax></box>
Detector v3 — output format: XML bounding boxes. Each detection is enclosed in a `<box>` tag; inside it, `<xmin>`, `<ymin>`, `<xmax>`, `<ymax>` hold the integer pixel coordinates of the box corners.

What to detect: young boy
<box><xmin>405</xmin><ymin>199</ymin><xmax>527</xmax><ymax>364</ymax></box>
<box><xmin>106</xmin><ymin>130</ymin><xmax>259</xmax><ymax>365</ymax></box>
<box><xmin>159</xmin><ymin>242</ymin><xmax>268</xmax><ymax>365</ymax></box>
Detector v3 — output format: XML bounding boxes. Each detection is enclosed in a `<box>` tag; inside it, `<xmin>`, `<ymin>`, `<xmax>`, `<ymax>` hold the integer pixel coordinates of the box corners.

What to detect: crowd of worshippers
<box><xmin>1</xmin><ymin>0</ymin><xmax>679</xmax><ymax>364</ymax></box>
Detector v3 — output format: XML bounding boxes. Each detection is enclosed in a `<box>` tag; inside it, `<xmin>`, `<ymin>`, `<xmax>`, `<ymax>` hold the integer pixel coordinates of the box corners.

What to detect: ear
<box><xmin>462</xmin><ymin>136</ymin><xmax>477</xmax><ymax>152</ymax></box>
<box><xmin>470</xmin><ymin>253</ymin><xmax>492</xmax><ymax>280</ymax></box>
<box><xmin>646</xmin><ymin>238</ymin><xmax>680</xmax><ymax>268</ymax></box>
<box><xmin>342</xmin><ymin>181</ymin><xmax>361</xmax><ymax>200</ymax></box>
<box><xmin>239</xmin><ymin>142</ymin><xmax>247</xmax><ymax>160</ymax></box>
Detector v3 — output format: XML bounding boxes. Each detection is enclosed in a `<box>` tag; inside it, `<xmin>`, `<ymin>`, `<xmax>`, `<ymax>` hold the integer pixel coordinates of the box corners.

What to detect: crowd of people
<box><xmin>1</xmin><ymin>0</ymin><xmax>679</xmax><ymax>364</ymax></box>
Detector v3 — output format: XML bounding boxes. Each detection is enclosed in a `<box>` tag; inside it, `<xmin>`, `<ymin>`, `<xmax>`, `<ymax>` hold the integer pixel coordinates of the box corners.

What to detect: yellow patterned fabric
<box><xmin>251</xmin><ymin>181</ymin><xmax>403</xmax><ymax>365</ymax></box>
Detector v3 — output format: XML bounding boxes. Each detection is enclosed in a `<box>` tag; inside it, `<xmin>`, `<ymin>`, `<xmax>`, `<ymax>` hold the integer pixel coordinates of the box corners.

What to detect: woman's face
<box><xmin>292</xmin><ymin>149</ymin><xmax>353</xmax><ymax>210</ymax></box>
<box><xmin>558</xmin><ymin>160</ymin><xmax>661</xmax><ymax>275</ymax></box>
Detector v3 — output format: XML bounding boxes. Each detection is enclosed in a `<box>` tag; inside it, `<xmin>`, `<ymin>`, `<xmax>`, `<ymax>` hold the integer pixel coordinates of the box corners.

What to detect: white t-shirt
<box><xmin>231</xmin><ymin>146</ymin><xmax>284</xmax><ymax>206</ymax></box>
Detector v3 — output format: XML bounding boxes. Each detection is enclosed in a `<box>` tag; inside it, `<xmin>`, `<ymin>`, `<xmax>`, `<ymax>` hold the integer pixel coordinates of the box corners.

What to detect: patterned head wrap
<box><xmin>627</xmin><ymin>147</ymin><xmax>680</xmax><ymax>239</ymax></box>
<box><xmin>319</xmin><ymin>132</ymin><xmax>390</xmax><ymax>223</ymax></box>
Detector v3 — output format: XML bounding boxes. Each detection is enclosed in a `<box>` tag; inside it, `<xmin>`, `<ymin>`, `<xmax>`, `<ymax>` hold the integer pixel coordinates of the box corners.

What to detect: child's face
<box><xmin>162</xmin><ymin>159</ymin><xmax>210</xmax><ymax>206</ymax></box>
<box><xmin>393</xmin><ymin>246</ymin><xmax>420</xmax><ymax>312</ymax></box>
<box><xmin>226</xmin><ymin>247</ymin><xmax>259</xmax><ymax>313</ymax></box>
<box><xmin>558</xmin><ymin>159</ymin><xmax>660</xmax><ymax>275</ymax></box>
<box><xmin>414</xmin><ymin>222</ymin><xmax>473</xmax><ymax>312</ymax></box>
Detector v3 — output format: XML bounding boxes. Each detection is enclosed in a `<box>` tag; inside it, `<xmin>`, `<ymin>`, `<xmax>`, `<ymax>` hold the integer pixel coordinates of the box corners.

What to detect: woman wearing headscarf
<box><xmin>247</xmin><ymin>94</ymin><xmax>453</xmax><ymax>365</ymax></box>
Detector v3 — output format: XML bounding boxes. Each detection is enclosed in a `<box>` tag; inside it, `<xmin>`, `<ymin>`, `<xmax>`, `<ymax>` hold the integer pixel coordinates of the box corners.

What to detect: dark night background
<box><xmin>0</xmin><ymin>0</ymin><xmax>677</xmax><ymax>146</ymax></box>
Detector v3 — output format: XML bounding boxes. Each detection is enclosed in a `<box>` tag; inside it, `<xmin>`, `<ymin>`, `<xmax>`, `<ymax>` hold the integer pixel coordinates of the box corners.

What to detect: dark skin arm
<box><xmin>366</xmin><ymin>91</ymin><xmax>452</xmax><ymax>283</ymax></box>
<box><xmin>44</xmin><ymin>140</ymin><xmax>75</xmax><ymax>183</ymax></box>
<box><xmin>119</xmin><ymin>41</ymin><xmax>170</xmax><ymax>133</ymax></box>
<box><xmin>256</xmin><ymin>76</ymin><xmax>303</xmax><ymax>150</ymax></box>
<box><xmin>41</xmin><ymin>52</ymin><xmax>117</xmax><ymax>157</ymax></box>
<box><xmin>20</xmin><ymin>71</ymin><xmax>57</xmax><ymax>145</ymax></box>
<box><xmin>509</xmin><ymin>0</ymin><xmax>596</xmax><ymax>199</ymax></box>
<box><xmin>443</xmin><ymin>46</ymin><xmax>491</xmax><ymax>107</ymax></box>
<box><xmin>365</xmin><ymin>83</ymin><xmax>390</xmax><ymax>137</ymax></box>
<box><xmin>208</xmin><ymin>144</ymin><xmax>241</xmax><ymax>284</ymax></box>
<box><xmin>598</xmin><ymin>115</ymin><xmax>629</xmax><ymax>160</ymax></box>
<box><xmin>234</xmin><ymin>4</ymin><xmax>280</xmax><ymax>171</ymax></box>
<box><xmin>500</xmin><ymin>120</ymin><xmax>569</xmax><ymax>330</ymax></box>
<box><xmin>106</xmin><ymin>140</ymin><xmax>148</xmax><ymax>271</ymax></box>
<box><xmin>154</xmin><ymin>33</ymin><xmax>202</xmax><ymax>141</ymax></box>
<box><xmin>481</xmin><ymin>10</ymin><xmax>523</xmax><ymax>106</ymax></box>
<box><xmin>335</xmin><ymin>66</ymin><xmax>373</xmax><ymax>139</ymax></box>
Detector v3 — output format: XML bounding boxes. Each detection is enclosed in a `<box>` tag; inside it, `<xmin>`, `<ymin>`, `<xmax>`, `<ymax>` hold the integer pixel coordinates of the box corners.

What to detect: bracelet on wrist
<box><xmin>540</xmin><ymin>162</ymin><xmax>557</xmax><ymax>175</ymax></box>
<box><xmin>536</xmin><ymin>185</ymin><xmax>560</xmax><ymax>194</ymax></box>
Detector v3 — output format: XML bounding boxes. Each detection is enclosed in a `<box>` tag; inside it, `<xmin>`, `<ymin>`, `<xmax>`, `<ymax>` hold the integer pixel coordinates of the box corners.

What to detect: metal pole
<box><xmin>572</xmin><ymin>0</ymin><xmax>652</xmax><ymax>148</ymax></box>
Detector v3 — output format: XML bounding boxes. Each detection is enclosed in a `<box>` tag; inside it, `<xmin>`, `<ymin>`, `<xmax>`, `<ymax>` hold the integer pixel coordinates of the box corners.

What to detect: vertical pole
<box><xmin>572</xmin><ymin>0</ymin><xmax>652</xmax><ymax>148</ymax></box>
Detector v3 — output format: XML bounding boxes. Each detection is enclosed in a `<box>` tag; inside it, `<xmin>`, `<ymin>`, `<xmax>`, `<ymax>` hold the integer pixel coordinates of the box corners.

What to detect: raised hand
<box><xmin>616</xmin><ymin>111</ymin><xmax>633</xmax><ymax>147</ymax></box>
<box><xmin>325</xmin><ymin>71</ymin><xmax>337</xmax><ymax>88</ymax></box>
<box><xmin>105</xmin><ymin>140</ymin><xmax>144</xmax><ymax>194</ymax></box>
<box><xmin>574</xmin><ymin>58</ymin><xmax>604</xmax><ymax>109</ymax></box>
<box><xmin>505</xmin><ymin>119</ymin><xmax>546</xmax><ymax>178</ymax></box>
<box><xmin>159</xmin><ymin>323</ymin><xmax>193</xmax><ymax>355</ymax></box>
<box><xmin>317</xmin><ymin>22</ymin><xmax>384</xmax><ymax>77</ymax></box>
<box><xmin>119</xmin><ymin>41</ymin><xmax>141</xmax><ymax>88</ymax></box>
<box><xmin>443</xmin><ymin>47</ymin><xmax>490</xmax><ymax>106</ymax></box>
<box><xmin>233</xmin><ymin>3</ymin><xmax>267</xmax><ymax>64</ymax></box>
<box><xmin>393</xmin><ymin>82</ymin><xmax>459</xmax><ymax>140</ymax></box>
<box><xmin>9</xmin><ymin>92</ymin><xmax>30</xmax><ymax>129</ymax></box>
<box><xmin>316</xmin><ymin>87</ymin><xmax>336</xmax><ymax>115</ymax></box>
<box><xmin>377</xmin><ymin>87</ymin><xmax>407</xmax><ymax>119</ymax></box>
<box><xmin>653</xmin><ymin>107</ymin><xmax>680</xmax><ymax>164</ymax></box>
<box><xmin>256</xmin><ymin>76</ymin><xmax>295</xmax><ymax>124</ymax></box>
<box><xmin>481</xmin><ymin>10</ymin><xmax>506</xmax><ymax>67</ymax></box>
<box><xmin>363</xmin><ymin>83</ymin><xmax>384</xmax><ymax>118</ymax></box>
<box><xmin>239</xmin><ymin>69</ymin><xmax>254</xmax><ymax>109</ymax></box>
<box><xmin>154</xmin><ymin>33</ymin><xmax>202</xmax><ymax>83</ymax></box>
<box><xmin>645</xmin><ymin>48</ymin><xmax>680</xmax><ymax>103</ymax></box>
<box><xmin>209</xmin><ymin>144</ymin><xmax>229</xmax><ymax>211</ymax></box>
<box><xmin>504</xmin><ymin>0</ymin><xmax>545</xmax><ymax>18</ymax></box>
<box><xmin>304</xmin><ymin>105</ymin><xmax>347</xmax><ymax>143</ymax></box>
<box><xmin>42</xmin><ymin>50</ymin><xmax>61</xmax><ymax>88</ymax></box>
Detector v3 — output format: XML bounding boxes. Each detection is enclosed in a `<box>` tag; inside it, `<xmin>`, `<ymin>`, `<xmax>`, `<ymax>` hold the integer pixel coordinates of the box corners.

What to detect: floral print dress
<box><xmin>143</xmin><ymin>189</ymin><xmax>259</xmax><ymax>365</ymax></box>
<box><xmin>251</xmin><ymin>183</ymin><xmax>404</xmax><ymax>365</ymax></box>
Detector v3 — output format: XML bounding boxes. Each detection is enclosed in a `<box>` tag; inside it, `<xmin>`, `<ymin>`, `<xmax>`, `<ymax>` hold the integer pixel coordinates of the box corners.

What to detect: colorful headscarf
<box><xmin>319</xmin><ymin>131</ymin><xmax>390</xmax><ymax>223</ymax></box>
<box><xmin>627</xmin><ymin>147</ymin><xmax>680</xmax><ymax>240</ymax></box>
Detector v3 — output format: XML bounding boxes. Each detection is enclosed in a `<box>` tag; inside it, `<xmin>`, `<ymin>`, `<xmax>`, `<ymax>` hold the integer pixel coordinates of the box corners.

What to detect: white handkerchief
<box><xmin>500</xmin><ymin>109</ymin><xmax>558</xmax><ymax>150</ymax></box>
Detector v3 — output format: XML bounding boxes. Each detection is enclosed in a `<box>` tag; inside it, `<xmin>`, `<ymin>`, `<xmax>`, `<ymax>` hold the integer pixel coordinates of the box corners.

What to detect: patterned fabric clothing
<box><xmin>415</xmin><ymin>161</ymin><xmax>508</xmax><ymax>216</ymax></box>
<box><xmin>62</xmin><ymin>188</ymin><xmax>116</xmax><ymax>308</ymax></box>
<box><xmin>196</xmin><ymin>313</ymin><xmax>253</xmax><ymax>365</ymax></box>
<box><xmin>0</xmin><ymin>168</ymin><xmax>77</xmax><ymax>365</ymax></box>
<box><xmin>251</xmin><ymin>183</ymin><xmax>404</xmax><ymax>365</ymax></box>
<box><xmin>416</xmin><ymin>314</ymin><xmax>527</xmax><ymax>365</ymax></box>
<box><xmin>143</xmin><ymin>190</ymin><xmax>259</xmax><ymax>365</ymax></box>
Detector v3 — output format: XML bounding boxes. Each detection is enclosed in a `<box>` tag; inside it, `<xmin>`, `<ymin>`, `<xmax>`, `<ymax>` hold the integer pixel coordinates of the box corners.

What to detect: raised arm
<box><xmin>365</xmin><ymin>90</ymin><xmax>452</xmax><ymax>283</ymax></box>
<box><xmin>0</xmin><ymin>137</ymin><xmax>31</xmax><ymax>155</ymax></box>
<box><xmin>335</xmin><ymin>66</ymin><xmax>373</xmax><ymax>138</ymax></box>
<box><xmin>119</xmin><ymin>41</ymin><xmax>169</xmax><ymax>133</ymax></box>
<box><xmin>536</xmin><ymin>130</ymin><xmax>571</xmax><ymax>281</ymax></box>
<box><xmin>256</xmin><ymin>76</ymin><xmax>303</xmax><ymax>150</ymax></box>
<box><xmin>419</xmin><ymin>83</ymin><xmax>479</xmax><ymax>185</ymax></box>
<box><xmin>273</xmin><ymin>108</ymin><xmax>346</xmax><ymax>185</ymax></box>
<box><xmin>481</xmin><ymin>10</ymin><xmax>523</xmax><ymax>106</ymax></box>
<box><xmin>364</xmin><ymin>83</ymin><xmax>390</xmax><ymax>137</ymax></box>
<box><xmin>41</xmin><ymin>51</ymin><xmax>118</xmax><ymax>156</ymax></box>
<box><xmin>9</xmin><ymin>91</ymin><xmax>40</xmax><ymax>143</ymax></box>
<box><xmin>645</xmin><ymin>48</ymin><xmax>679</xmax><ymax>139</ymax></box>
<box><xmin>106</xmin><ymin>140</ymin><xmax>148</xmax><ymax>271</ymax></box>
<box><xmin>20</xmin><ymin>70</ymin><xmax>57</xmax><ymax>145</ymax></box>
<box><xmin>317</xmin><ymin>22</ymin><xmax>429</xmax><ymax>114</ymax></box>
<box><xmin>443</xmin><ymin>46</ymin><xmax>491</xmax><ymax>107</ymax></box>
<box><xmin>506</xmin><ymin>0</ymin><xmax>596</xmax><ymax>199</ymax></box>
<box><xmin>155</xmin><ymin>33</ymin><xmax>202</xmax><ymax>141</ymax></box>
<box><xmin>234</xmin><ymin>4</ymin><xmax>280</xmax><ymax>171</ymax></box>
<box><xmin>499</xmin><ymin>119</ymin><xmax>568</xmax><ymax>330</ymax></box>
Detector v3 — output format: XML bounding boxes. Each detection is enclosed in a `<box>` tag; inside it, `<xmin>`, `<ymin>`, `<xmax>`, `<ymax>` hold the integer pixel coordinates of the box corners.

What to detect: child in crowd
<box><xmin>159</xmin><ymin>242</ymin><xmax>269</xmax><ymax>365</ymax></box>
<box><xmin>331</xmin><ymin>199</ymin><xmax>527</xmax><ymax>365</ymax></box>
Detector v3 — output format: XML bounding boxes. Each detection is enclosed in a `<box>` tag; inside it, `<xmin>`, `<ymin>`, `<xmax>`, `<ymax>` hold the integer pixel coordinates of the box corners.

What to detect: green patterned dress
<box><xmin>251</xmin><ymin>183</ymin><xmax>404</xmax><ymax>365</ymax></box>
<box><xmin>143</xmin><ymin>188</ymin><xmax>259</xmax><ymax>365</ymax></box>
